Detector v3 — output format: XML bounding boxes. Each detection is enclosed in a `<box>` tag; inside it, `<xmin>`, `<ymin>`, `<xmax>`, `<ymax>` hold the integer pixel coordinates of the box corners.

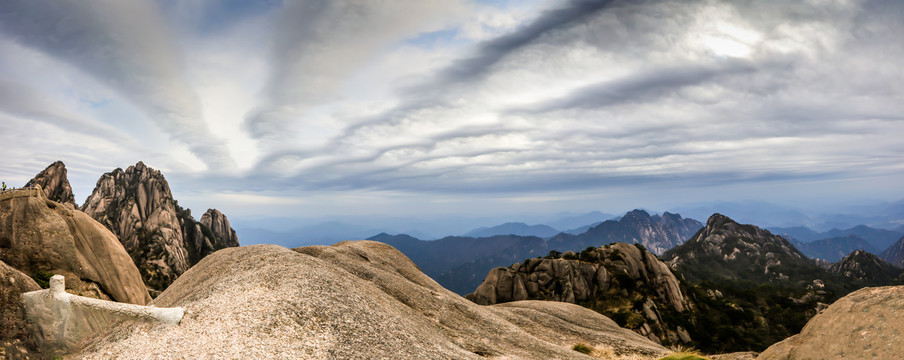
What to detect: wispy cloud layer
<box><xmin>0</xmin><ymin>0</ymin><xmax>901</xmax><ymax>216</ymax></box>
<box><xmin>0</xmin><ymin>0</ymin><xmax>234</xmax><ymax>170</ymax></box>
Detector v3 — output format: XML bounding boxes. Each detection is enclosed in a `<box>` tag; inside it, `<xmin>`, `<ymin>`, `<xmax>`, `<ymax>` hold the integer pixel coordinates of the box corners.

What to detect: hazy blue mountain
<box><xmin>880</xmin><ymin>236</ymin><xmax>904</xmax><ymax>267</ymax></box>
<box><xmin>794</xmin><ymin>235</ymin><xmax>877</xmax><ymax>262</ymax></box>
<box><xmin>813</xmin><ymin>199</ymin><xmax>904</xmax><ymax>230</ymax></box>
<box><xmin>548</xmin><ymin>210</ymin><xmax>702</xmax><ymax>255</ymax></box>
<box><xmin>822</xmin><ymin>225</ymin><xmax>903</xmax><ymax>251</ymax></box>
<box><xmin>545</xmin><ymin>211</ymin><xmax>616</xmax><ymax>232</ymax></box>
<box><xmin>669</xmin><ymin>201</ymin><xmax>812</xmax><ymax>228</ymax></box>
<box><xmin>368</xmin><ymin>209</ymin><xmax>700</xmax><ymax>294</ymax></box>
<box><xmin>564</xmin><ymin>221</ymin><xmax>603</xmax><ymax>235</ymax></box>
<box><xmin>462</xmin><ymin>222</ymin><xmax>559</xmax><ymax>238</ymax></box>
<box><xmin>368</xmin><ymin>233</ymin><xmax>547</xmax><ymax>294</ymax></box>
<box><xmin>769</xmin><ymin>226</ymin><xmax>822</xmax><ymax>242</ymax></box>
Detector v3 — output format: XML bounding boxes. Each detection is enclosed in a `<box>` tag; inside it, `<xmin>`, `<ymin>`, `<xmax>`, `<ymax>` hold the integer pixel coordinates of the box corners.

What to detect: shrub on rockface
<box><xmin>572</xmin><ymin>343</ymin><xmax>593</xmax><ymax>354</ymax></box>
<box><xmin>32</xmin><ymin>270</ymin><xmax>54</xmax><ymax>288</ymax></box>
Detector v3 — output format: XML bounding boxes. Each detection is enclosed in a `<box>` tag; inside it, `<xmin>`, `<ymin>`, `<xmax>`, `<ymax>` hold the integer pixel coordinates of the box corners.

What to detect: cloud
<box><xmin>243</xmin><ymin>0</ymin><xmax>467</xmax><ymax>140</ymax></box>
<box><xmin>0</xmin><ymin>0</ymin><xmax>902</xmax><ymax>217</ymax></box>
<box><xmin>0</xmin><ymin>80</ymin><xmax>139</xmax><ymax>143</ymax></box>
<box><xmin>0</xmin><ymin>0</ymin><xmax>235</xmax><ymax>170</ymax></box>
<box><xmin>236</xmin><ymin>0</ymin><xmax>903</xmax><ymax>198</ymax></box>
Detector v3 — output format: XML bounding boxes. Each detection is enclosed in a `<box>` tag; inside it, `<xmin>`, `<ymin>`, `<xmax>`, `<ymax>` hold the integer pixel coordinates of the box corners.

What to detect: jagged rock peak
<box><xmin>81</xmin><ymin>162</ymin><xmax>188</xmax><ymax>291</ymax></box>
<box><xmin>828</xmin><ymin>249</ymin><xmax>901</xmax><ymax>282</ymax></box>
<box><xmin>25</xmin><ymin>160</ymin><xmax>76</xmax><ymax>207</ymax></box>
<box><xmin>623</xmin><ymin>209</ymin><xmax>653</xmax><ymax>222</ymax></box>
<box><xmin>548</xmin><ymin>209</ymin><xmax>702</xmax><ymax>256</ymax></box>
<box><xmin>694</xmin><ymin>213</ymin><xmax>791</xmax><ymax>246</ymax></box>
<box><xmin>663</xmin><ymin>213</ymin><xmax>810</xmax><ymax>284</ymax></box>
<box><xmin>200</xmin><ymin>209</ymin><xmax>239</xmax><ymax>249</ymax></box>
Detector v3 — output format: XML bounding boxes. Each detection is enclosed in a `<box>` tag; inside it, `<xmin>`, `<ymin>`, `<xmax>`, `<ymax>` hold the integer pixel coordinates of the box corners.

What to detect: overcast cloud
<box><xmin>0</xmin><ymin>0</ymin><xmax>901</xmax><ymax>218</ymax></box>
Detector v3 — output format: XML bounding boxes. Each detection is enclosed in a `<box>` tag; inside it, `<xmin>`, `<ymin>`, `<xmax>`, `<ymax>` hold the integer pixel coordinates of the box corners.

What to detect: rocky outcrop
<box><xmin>70</xmin><ymin>242</ymin><xmax>668</xmax><ymax>359</ymax></box>
<box><xmin>24</xmin><ymin>160</ymin><xmax>76</xmax><ymax>208</ymax></box>
<box><xmin>758</xmin><ymin>286</ymin><xmax>904</xmax><ymax>359</ymax></box>
<box><xmin>81</xmin><ymin>162</ymin><xmax>190</xmax><ymax>291</ymax></box>
<box><xmin>0</xmin><ymin>187</ymin><xmax>150</xmax><ymax>305</ymax></box>
<box><xmin>178</xmin><ymin>207</ymin><xmax>239</xmax><ymax>266</ymax></box>
<box><xmin>0</xmin><ymin>260</ymin><xmax>41</xmax><ymax>359</ymax></box>
<box><xmin>548</xmin><ymin>210</ymin><xmax>702</xmax><ymax>255</ymax></box>
<box><xmin>81</xmin><ymin>162</ymin><xmax>239</xmax><ymax>291</ymax></box>
<box><xmin>663</xmin><ymin>213</ymin><xmax>813</xmax><ymax>284</ymax></box>
<box><xmin>200</xmin><ymin>209</ymin><xmax>239</xmax><ymax>250</ymax></box>
<box><xmin>827</xmin><ymin>249</ymin><xmax>901</xmax><ymax>283</ymax></box>
<box><xmin>880</xmin><ymin>235</ymin><xmax>904</xmax><ymax>267</ymax></box>
<box><xmin>467</xmin><ymin>242</ymin><xmax>692</xmax><ymax>345</ymax></box>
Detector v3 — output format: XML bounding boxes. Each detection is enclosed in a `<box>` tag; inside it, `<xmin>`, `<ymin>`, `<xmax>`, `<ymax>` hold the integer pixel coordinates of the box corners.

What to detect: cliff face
<box><xmin>0</xmin><ymin>187</ymin><xmax>150</xmax><ymax>305</ymax></box>
<box><xmin>467</xmin><ymin>242</ymin><xmax>693</xmax><ymax>345</ymax></box>
<box><xmin>25</xmin><ymin>160</ymin><xmax>76</xmax><ymax>208</ymax></box>
<box><xmin>81</xmin><ymin>162</ymin><xmax>239</xmax><ymax>291</ymax></box>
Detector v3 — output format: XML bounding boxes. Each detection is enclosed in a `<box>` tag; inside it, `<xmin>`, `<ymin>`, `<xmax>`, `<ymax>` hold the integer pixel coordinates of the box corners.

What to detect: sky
<box><xmin>0</xmin><ymin>0</ymin><xmax>901</xmax><ymax>221</ymax></box>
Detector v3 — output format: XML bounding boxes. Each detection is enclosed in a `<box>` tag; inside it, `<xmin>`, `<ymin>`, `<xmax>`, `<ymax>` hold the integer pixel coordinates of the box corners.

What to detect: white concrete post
<box><xmin>50</xmin><ymin>275</ymin><xmax>65</xmax><ymax>296</ymax></box>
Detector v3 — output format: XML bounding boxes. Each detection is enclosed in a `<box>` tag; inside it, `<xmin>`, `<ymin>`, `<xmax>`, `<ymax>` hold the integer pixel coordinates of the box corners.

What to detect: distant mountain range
<box><xmin>461</xmin><ymin>222</ymin><xmax>559</xmax><ymax>238</ymax></box>
<box><xmin>468</xmin><ymin>213</ymin><xmax>904</xmax><ymax>353</ymax></box>
<box><xmin>772</xmin><ymin>225</ymin><xmax>904</xmax><ymax>246</ymax></box>
<box><xmin>549</xmin><ymin>210</ymin><xmax>702</xmax><ymax>256</ymax></box>
<box><xmin>793</xmin><ymin>235</ymin><xmax>877</xmax><ymax>262</ymax></box>
<box><xmin>371</xmin><ymin>209</ymin><xmax>701</xmax><ymax>294</ymax></box>
<box><xmin>672</xmin><ymin>200</ymin><xmax>904</xmax><ymax>230</ymax></box>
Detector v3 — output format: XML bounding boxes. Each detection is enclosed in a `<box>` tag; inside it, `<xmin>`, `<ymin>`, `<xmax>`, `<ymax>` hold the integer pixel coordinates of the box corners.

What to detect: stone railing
<box><xmin>21</xmin><ymin>275</ymin><xmax>184</xmax><ymax>356</ymax></box>
<box><xmin>0</xmin><ymin>186</ymin><xmax>43</xmax><ymax>202</ymax></box>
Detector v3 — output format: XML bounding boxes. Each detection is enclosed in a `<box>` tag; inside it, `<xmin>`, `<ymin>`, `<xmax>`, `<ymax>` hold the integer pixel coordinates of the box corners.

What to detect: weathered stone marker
<box><xmin>21</xmin><ymin>275</ymin><xmax>184</xmax><ymax>356</ymax></box>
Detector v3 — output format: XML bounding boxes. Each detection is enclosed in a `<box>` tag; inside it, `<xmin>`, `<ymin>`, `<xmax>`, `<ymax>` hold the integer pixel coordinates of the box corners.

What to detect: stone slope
<box><xmin>81</xmin><ymin>162</ymin><xmax>239</xmax><ymax>291</ymax></box>
<box><xmin>72</xmin><ymin>242</ymin><xmax>668</xmax><ymax>359</ymax></box>
<box><xmin>0</xmin><ymin>187</ymin><xmax>149</xmax><ymax>304</ymax></box>
<box><xmin>24</xmin><ymin>160</ymin><xmax>76</xmax><ymax>208</ymax></box>
<box><xmin>827</xmin><ymin>249</ymin><xmax>901</xmax><ymax>283</ymax></box>
<box><xmin>757</xmin><ymin>286</ymin><xmax>904</xmax><ymax>359</ymax></box>
<box><xmin>549</xmin><ymin>210</ymin><xmax>702</xmax><ymax>256</ymax></box>
<box><xmin>467</xmin><ymin>243</ymin><xmax>692</xmax><ymax>345</ymax></box>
